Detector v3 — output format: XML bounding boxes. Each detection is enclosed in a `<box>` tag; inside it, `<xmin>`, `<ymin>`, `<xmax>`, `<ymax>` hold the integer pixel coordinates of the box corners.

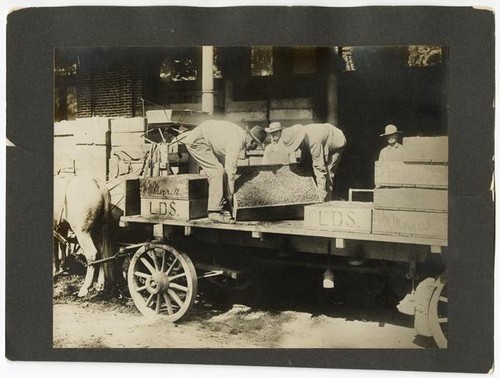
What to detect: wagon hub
<box><xmin>145</xmin><ymin>272</ymin><xmax>170</xmax><ymax>294</ymax></box>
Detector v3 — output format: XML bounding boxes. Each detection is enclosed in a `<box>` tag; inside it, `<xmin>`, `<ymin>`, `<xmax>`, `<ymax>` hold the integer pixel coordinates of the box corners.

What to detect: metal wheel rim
<box><xmin>127</xmin><ymin>244</ymin><xmax>197</xmax><ymax>322</ymax></box>
<box><xmin>428</xmin><ymin>274</ymin><xmax>448</xmax><ymax>348</ymax></box>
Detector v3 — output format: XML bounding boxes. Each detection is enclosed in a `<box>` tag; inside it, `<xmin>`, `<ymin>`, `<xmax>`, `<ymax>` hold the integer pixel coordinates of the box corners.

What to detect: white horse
<box><xmin>54</xmin><ymin>175</ymin><xmax>115</xmax><ymax>297</ymax></box>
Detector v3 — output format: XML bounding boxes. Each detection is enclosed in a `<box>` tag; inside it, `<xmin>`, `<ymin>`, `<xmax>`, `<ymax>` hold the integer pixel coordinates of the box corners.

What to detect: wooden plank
<box><xmin>226</xmin><ymin>100</ymin><xmax>267</xmax><ymax>112</ymax></box>
<box><xmin>248</xmin><ymin>156</ymin><xmax>264</xmax><ymax>165</ymax></box>
<box><xmin>146</xmin><ymin>109</ymin><xmax>173</xmax><ymax>124</ymax></box>
<box><xmin>140</xmin><ymin>198</ymin><xmax>208</xmax><ymax>220</ymax></box>
<box><xmin>233</xmin><ymin>203</ymin><xmax>312</xmax><ymax>222</ymax></box>
<box><xmin>374</xmin><ymin>188</ymin><xmax>448</xmax><ymax>212</ymax></box>
<box><xmin>140</xmin><ymin>175</ymin><xmax>208</xmax><ymax>200</ymax></box>
<box><xmin>110</xmin><ymin>117</ymin><xmax>146</xmax><ymax>133</ymax></box>
<box><xmin>403</xmin><ymin>136</ymin><xmax>448</xmax><ymax>163</ymax></box>
<box><xmin>304</xmin><ymin>201</ymin><xmax>373</xmax><ymax>233</ymax></box>
<box><xmin>372</xmin><ymin>209</ymin><xmax>448</xmax><ymax>239</ymax></box>
<box><xmin>54</xmin><ymin>121</ymin><xmax>75</xmax><ymax>136</ymax></box>
<box><xmin>270</xmin><ymin>98</ymin><xmax>313</xmax><ymax>109</ymax></box>
<box><xmin>225</xmin><ymin>111</ymin><xmax>268</xmax><ymax>122</ymax></box>
<box><xmin>120</xmin><ymin>215</ymin><xmax>447</xmax><ymax>246</ymax></box>
<box><xmin>374</xmin><ymin>161</ymin><xmax>448</xmax><ymax>188</ymax></box>
<box><xmin>269</xmin><ymin>109</ymin><xmax>313</xmax><ymax>121</ymax></box>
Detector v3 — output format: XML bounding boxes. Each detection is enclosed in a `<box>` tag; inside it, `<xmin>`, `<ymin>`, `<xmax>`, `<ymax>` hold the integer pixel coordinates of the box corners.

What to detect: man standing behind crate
<box><xmin>378</xmin><ymin>124</ymin><xmax>405</xmax><ymax>161</ymax></box>
<box><xmin>181</xmin><ymin>120</ymin><xmax>267</xmax><ymax>222</ymax></box>
<box><xmin>264</xmin><ymin>122</ymin><xmax>346</xmax><ymax>201</ymax></box>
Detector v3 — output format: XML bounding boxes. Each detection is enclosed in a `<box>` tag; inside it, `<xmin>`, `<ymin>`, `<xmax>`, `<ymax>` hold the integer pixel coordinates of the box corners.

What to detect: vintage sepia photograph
<box><xmin>52</xmin><ymin>45</ymin><xmax>449</xmax><ymax>349</ymax></box>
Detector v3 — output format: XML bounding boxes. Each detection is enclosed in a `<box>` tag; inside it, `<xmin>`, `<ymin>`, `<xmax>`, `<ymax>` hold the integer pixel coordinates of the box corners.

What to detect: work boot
<box><xmin>208</xmin><ymin>212</ymin><xmax>235</xmax><ymax>224</ymax></box>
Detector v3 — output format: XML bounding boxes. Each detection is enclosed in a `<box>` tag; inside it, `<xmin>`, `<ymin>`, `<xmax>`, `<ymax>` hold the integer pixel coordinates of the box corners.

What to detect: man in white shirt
<box><xmin>263</xmin><ymin>122</ymin><xmax>346</xmax><ymax>201</ymax></box>
<box><xmin>182</xmin><ymin>120</ymin><xmax>267</xmax><ymax>222</ymax></box>
<box><xmin>378</xmin><ymin>124</ymin><xmax>404</xmax><ymax>161</ymax></box>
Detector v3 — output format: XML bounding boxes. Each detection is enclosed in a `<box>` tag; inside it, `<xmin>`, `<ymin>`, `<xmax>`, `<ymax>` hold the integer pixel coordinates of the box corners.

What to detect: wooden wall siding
<box><xmin>269</xmin><ymin>97</ymin><xmax>314</xmax><ymax>127</ymax></box>
<box><xmin>225</xmin><ymin>97</ymin><xmax>314</xmax><ymax>126</ymax></box>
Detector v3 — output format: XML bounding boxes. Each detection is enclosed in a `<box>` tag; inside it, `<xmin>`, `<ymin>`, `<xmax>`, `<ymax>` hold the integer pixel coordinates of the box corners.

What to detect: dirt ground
<box><xmin>53</xmin><ymin>266</ymin><xmax>437</xmax><ymax>349</ymax></box>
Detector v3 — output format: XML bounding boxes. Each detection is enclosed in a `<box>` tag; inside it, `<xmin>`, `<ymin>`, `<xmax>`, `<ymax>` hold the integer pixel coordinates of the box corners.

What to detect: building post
<box><xmin>327</xmin><ymin>73</ymin><xmax>338</xmax><ymax>125</ymax></box>
<box><xmin>202</xmin><ymin>46</ymin><xmax>214</xmax><ymax>115</ymax></box>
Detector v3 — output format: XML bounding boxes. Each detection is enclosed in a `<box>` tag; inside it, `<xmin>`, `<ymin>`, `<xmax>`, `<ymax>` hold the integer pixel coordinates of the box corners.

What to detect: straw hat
<box><xmin>281</xmin><ymin>124</ymin><xmax>305</xmax><ymax>152</ymax></box>
<box><xmin>265</xmin><ymin>122</ymin><xmax>284</xmax><ymax>133</ymax></box>
<box><xmin>380</xmin><ymin>124</ymin><xmax>402</xmax><ymax>136</ymax></box>
<box><xmin>248</xmin><ymin>126</ymin><xmax>267</xmax><ymax>149</ymax></box>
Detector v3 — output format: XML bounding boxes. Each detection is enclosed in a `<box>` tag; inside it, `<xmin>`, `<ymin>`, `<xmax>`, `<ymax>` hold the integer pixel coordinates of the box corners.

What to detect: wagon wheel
<box><xmin>428</xmin><ymin>274</ymin><xmax>448</xmax><ymax>348</ymax></box>
<box><xmin>127</xmin><ymin>244</ymin><xmax>198</xmax><ymax>322</ymax></box>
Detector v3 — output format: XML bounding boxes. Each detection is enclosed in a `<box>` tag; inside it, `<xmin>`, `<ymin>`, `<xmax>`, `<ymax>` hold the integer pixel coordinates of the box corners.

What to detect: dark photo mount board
<box><xmin>5</xmin><ymin>5</ymin><xmax>494</xmax><ymax>374</ymax></box>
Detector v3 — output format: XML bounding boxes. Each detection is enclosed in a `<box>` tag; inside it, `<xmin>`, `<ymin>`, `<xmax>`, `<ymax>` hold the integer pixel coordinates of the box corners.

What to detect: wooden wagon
<box><xmin>118</xmin><ymin>206</ymin><xmax>448</xmax><ymax>348</ymax></box>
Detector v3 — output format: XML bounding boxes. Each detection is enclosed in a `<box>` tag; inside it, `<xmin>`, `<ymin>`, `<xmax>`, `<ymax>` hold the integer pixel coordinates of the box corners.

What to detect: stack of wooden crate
<box><xmin>54</xmin><ymin>118</ymin><xmax>110</xmax><ymax>181</ymax></box>
<box><xmin>372</xmin><ymin>137</ymin><xmax>448</xmax><ymax>240</ymax></box>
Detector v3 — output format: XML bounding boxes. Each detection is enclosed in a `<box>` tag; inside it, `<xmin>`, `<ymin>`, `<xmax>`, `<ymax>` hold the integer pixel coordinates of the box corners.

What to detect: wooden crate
<box><xmin>54</xmin><ymin>135</ymin><xmax>76</xmax><ymax>155</ymax></box>
<box><xmin>72</xmin><ymin>118</ymin><xmax>111</xmax><ymax>145</ymax></box>
<box><xmin>374</xmin><ymin>188</ymin><xmax>448</xmax><ymax>212</ymax></box>
<box><xmin>110</xmin><ymin>117</ymin><xmax>146</xmax><ymax>133</ymax></box>
<box><xmin>304</xmin><ymin>201</ymin><xmax>373</xmax><ymax>233</ymax></box>
<box><xmin>111</xmin><ymin>131</ymin><xmax>145</xmax><ymax>147</ymax></box>
<box><xmin>374</xmin><ymin>161</ymin><xmax>448</xmax><ymax>188</ymax></box>
<box><xmin>140</xmin><ymin>198</ymin><xmax>207</xmax><ymax>220</ymax></box>
<box><xmin>232</xmin><ymin>164</ymin><xmax>321</xmax><ymax>221</ymax></box>
<box><xmin>372</xmin><ymin>209</ymin><xmax>448</xmax><ymax>239</ymax></box>
<box><xmin>403</xmin><ymin>136</ymin><xmax>448</xmax><ymax>163</ymax></box>
<box><xmin>139</xmin><ymin>175</ymin><xmax>208</xmax><ymax>201</ymax></box>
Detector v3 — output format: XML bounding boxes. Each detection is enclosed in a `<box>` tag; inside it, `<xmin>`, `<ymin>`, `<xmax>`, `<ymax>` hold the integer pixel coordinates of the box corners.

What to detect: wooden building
<box><xmin>54</xmin><ymin>46</ymin><xmax>448</xmax><ymax>197</ymax></box>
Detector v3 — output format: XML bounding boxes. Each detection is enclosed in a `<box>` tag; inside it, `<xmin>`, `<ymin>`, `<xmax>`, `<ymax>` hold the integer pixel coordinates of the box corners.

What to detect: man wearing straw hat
<box><xmin>264</xmin><ymin>122</ymin><xmax>346</xmax><ymax>201</ymax></box>
<box><xmin>378</xmin><ymin>124</ymin><xmax>404</xmax><ymax>161</ymax></box>
<box><xmin>181</xmin><ymin>120</ymin><xmax>267</xmax><ymax>223</ymax></box>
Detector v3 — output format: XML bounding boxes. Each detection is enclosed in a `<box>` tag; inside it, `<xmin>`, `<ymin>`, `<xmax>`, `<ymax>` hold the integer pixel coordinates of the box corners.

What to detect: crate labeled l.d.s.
<box><xmin>304</xmin><ymin>201</ymin><xmax>373</xmax><ymax>233</ymax></box>
<box><xmin>140</xmin><ymin>198</ymin><xmax>208</xmax><ymax>220</ymax></box>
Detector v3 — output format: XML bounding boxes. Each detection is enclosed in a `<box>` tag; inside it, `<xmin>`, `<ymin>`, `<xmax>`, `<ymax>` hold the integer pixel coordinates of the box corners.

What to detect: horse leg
<box><xmin>97</xmin><ymin>264</ymin><xmax>105</xmax><ymax>293</ymax></box>
<box><xmin>74</xmin><ymin>230</ymin><xmax>98</xmax><ymax>297</ymax></box>
<box><xmin>53</xmin><ymin>239</ymin><xmax>60</xmax><ymax>276</ymax></box>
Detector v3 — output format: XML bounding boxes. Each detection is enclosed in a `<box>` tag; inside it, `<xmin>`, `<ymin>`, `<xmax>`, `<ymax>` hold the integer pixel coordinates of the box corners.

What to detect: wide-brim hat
<box><xmin>265</xmin><ymin>122</ymin><xmax>284</xmax><ymax>133</ymax></box>
<box><xmin>248</xmin><ymin>126</ymin><xmax>267</xmax><ymax>149</ymax></box>
<box><xmin>281</xmin><ymin>124</ymin><xmax>305</xmax><ymax>152</ymax></box>
<box><xmin>380</xmin><ymin>124</ymin><xmax>402</xmax><ymax>136</ymax></box>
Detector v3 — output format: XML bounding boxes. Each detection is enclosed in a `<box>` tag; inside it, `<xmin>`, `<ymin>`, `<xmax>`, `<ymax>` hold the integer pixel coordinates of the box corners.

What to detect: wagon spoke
<box><xmin>165</xmin><ymin>256</ymin><xmax>179</xmax><ymax>276</ymax></box>
<box><xmin>134</xmin><ymin>271</ymin><xmax>151</xmax><ymax>279</ymax></box>
<box><xmin>145</xmin><ymin>293</ymin><xmax>155</xmax><ymax>308</ymax></box>
<box><xmin>140</xmin><ymin>257</ymin><xmax>156</xmax><ymax>274</ymax></box>
<box><xmin>135</xmin><ymin>285</ymin><xmax>147</xmax><ymax>292</ymax></box>
<box><xmin>161</xmin><ymin>252</ymin><xmax>166</xmax><ymax>272</ymax></box>
<box><xmin>155</xmin><ymin>294</ymin><xmax>161</xmax><ymax>314</ymax></box>
<box><xmin>167</xmin><ymin>289</ymin><xmax>184</xmax><ymax>308</ymax></box>
<box><xmin>439</xmin><ymin>296</ymin><xmax>448</xmax><ymax>303</ymax></box>
<box><xmin>170</xmin><ymin>283</ymin><xmax>188</xmax><ymax>292</ymax></box>
<box><xmin>148</xmin><ymin>250</ymin><xmax>160</xmax><ymax>271</ymax></box>
<box><xmin>438</xmin><ymin>317</ymin><xmax>448</xmax><ymax>324</ymax></box>
<box><xmin>169</xmin><ymin>272</ymin><xmax>186</xmax><ymax>281</ymax></box>
<box><xmin>163</xmin><ymin>293</ymin><xmax>174</xmax><ymax>315</ymax></box>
